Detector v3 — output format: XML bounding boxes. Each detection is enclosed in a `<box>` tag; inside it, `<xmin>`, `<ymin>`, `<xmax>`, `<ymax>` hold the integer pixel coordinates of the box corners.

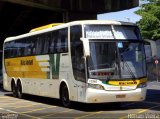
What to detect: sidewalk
<box><xmin>147</xmin><ymin>81</ymin><xmax>160</xmax><ymax>90</ymax></box>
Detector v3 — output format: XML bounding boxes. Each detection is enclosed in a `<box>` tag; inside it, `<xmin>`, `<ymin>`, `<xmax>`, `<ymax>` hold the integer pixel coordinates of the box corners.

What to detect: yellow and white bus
<box><xmin>3</xmin><ymin>20</ymin><xmax>147</xmax><ymax>107</ymax></box>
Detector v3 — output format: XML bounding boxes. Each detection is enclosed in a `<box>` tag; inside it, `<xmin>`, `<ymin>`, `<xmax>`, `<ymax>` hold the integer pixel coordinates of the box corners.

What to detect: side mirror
<box><xmin>80</xmin><ymin>38</ymin><xmax>90</xmax><ymax>57</ymax></box>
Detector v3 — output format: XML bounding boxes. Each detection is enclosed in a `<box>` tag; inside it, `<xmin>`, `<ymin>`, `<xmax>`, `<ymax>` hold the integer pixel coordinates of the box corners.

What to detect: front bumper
<box><xmin>86</xmin><ymin>87</ymin><xmax>147</xmax><ymax>103</ymax></box>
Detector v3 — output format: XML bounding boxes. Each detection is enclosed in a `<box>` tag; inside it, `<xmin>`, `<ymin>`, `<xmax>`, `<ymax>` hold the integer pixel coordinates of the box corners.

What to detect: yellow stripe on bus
<box><xmin>30</xmin><ymin>23</ymin><xmax>63</xmax><ymax>32</ymax></box>
<box><xmin>5</xmin><ymin>56</ymin><xmax>48</xmax><ymax>79</ymax></box>
<box><xmin>107</xmin><ymin>78</ymin><xmax>147</xmax><ymax>86</ymax></box>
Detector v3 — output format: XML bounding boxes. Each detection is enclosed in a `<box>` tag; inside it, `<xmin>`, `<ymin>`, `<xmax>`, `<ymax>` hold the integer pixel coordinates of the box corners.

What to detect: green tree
<box><xmin>136</xmin><ymin>0</ymin><xmax>160</xmax><ymax>40</ymax></box>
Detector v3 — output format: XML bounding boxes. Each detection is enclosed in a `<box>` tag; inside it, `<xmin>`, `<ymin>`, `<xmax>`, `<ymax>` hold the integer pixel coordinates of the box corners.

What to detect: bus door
<box><xmin>71</xmin><ymin>39</ymin><xmax>86</xmax><ymax>102</ymax></box>
<box><xmin>70</xmin><ymin>25</ymin><xmax>87</xmax><ymax>102</ymax></box>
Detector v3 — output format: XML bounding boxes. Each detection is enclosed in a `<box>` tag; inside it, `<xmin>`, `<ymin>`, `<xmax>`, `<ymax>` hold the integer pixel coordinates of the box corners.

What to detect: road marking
<box><xmin>41</xmin><ymin>117</ymin><xmax>118</xmax><ymax>119</ymax></box>
<box><xmin>0</xmin><ymin>107</ymin><xmax>41</xmax><ymax>119</ymax></box>
<box><xmin>0</xmin><ymin>96</ymin><xmax>12</xmax><ymax>98</ymax></box>
<box><xmin>0</xmin><ymin>99</ymin><xmax>17</xmax><ymax>101</ymax></box>
<box><xmin>75</xmin><ymin>117</ymin><xmax>118</xmax><ymax>119</ymax></box>
<box><xmin>0</xmin><ymin>99</ymin><xmax>24</xmax><ymax>103</ymax></box>
<box><xmin>14</xmin><ymin>104</ymin><xmax>56</xmax><ymax>109</ymax></box>
<box><xmin>120</xmin><ymin>104</ymin><xmax>160</xmax><ymax>119</ymax></box>
<box><xmin>39</xmin><ymin>109</ymin><xmax>73</xmax><ymax>118</ymax></box>
<box><xmin>20</xmin><ymin>106</ymin><xmax>55</xmax><ymax>114</ymax></box>
<box><xmin>75</xmin><ymin>111</ymin><xmax>103</xmax><ymax>119</ymax></box>
<box><xmin>0</xmin><ymin>96</ymin><xmax>21</xmax><ymax>100</ymax></box>
<box><xmin>0</xmin><ymin>97</ymin><xmax>11</xmax><ymax>99</ymax></box>
<box><xmin>14</xmin><ymin>104</ymin><xmax>35</xmax><ymax>109</ymax></box>
<box><xmin>21</xmin><ymin>107</ymin><xmax>47</xmax><ymax>114</ymax></box>
<box><xmin>138</xmin><ymin>104</ymin><xmax>160</xmax><ymax>113</ymax></box>
<box><xmin>0</xmin><ymin>101</ymin><xmax>25</xmax><ymax>106</ymax></box>
<box><xmin>0</xmin><ymin>105</ymin><xmax>30</xmax><ymax>108</ymax></box>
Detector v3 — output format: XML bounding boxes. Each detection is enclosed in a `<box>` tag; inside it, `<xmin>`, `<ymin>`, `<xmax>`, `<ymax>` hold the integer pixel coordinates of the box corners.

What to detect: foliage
<box><xmin>136</xmin><ymin>0</ymin><xmax>160</xmax><ymax>40</ymax></box>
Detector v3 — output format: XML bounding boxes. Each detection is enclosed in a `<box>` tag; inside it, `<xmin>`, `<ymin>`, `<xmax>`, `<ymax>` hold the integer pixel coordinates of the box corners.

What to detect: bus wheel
<box><xmin>17</xmin><ymin>81</ymin><xmax>23</xmax><ymax>99</ymax></box>
<box><xmin>60</xmin><ymin>84</ymin><xmax>71</xmax><ymax>107</ymax></box>
<box><xmin>11</xmin><ymin>81</ymin><xmax>17</xmax><ymax>97</ymax></box>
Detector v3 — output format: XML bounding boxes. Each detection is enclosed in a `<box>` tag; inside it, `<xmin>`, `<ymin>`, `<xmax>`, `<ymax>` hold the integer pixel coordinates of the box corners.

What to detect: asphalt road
<box><xmin>0</xmin><ymin>82</ymin><xmax>160</xmax><ymax>119</ymax></box>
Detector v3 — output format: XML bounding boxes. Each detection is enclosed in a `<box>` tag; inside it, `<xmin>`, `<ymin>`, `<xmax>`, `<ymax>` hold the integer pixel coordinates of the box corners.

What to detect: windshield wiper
<box><xmin>121</xmin><ymin>56</ymin><xmax>136</xmax><ymax>79</ymax></box>
<box><xmin>124</xmin><ymin>61</ymin><xmax>136</xmax><ymax>79</ymax></box>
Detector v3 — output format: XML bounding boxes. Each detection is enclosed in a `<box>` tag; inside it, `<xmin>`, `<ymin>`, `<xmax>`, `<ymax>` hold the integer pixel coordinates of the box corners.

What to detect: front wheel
<box><xmin>60</xmin><ymin>85</ymin><xmax>71</xmax><ymax>107</ymax></box>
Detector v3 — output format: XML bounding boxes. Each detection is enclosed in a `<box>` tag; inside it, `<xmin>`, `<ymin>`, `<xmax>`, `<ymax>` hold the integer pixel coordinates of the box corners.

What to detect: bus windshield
<box><xmin>87</xmin><ymin>40</ymin><xmax>146</xmax><ymax>80</ymax></box>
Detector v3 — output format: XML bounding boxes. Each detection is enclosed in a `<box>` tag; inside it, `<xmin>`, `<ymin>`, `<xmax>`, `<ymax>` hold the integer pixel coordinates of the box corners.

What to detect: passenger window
<box><xmin>42</xmin><ymin>33</ymin><xmax>50</xmax><ymax>54</ymax></box>
<box><xmin>49</xmin><ymin>31</ymin><xmax>58</xmax><ymax>53</ymax></box>
<box><xmin>58</xmin><ymin>28</ymin><xmax>68</xmax><ymax>52</ymax></box>
<box><xmin>35</xmin><ymin>36</ymin><xmax>43</xmax><ymax>55</ymax></box>
<box><xmin>7</xmin><ymin>41</ymin><xmax>16</xmax><ymax>58</ymax></box>
<box><xmin>49</xmin><ymin>28</ymin><xmax>68</xmax><ymax>54</ymax></box>
<box><xmin>24</xmin><ymin>39</ymin><xmax>33</xmax><ymax>56</ymax></box>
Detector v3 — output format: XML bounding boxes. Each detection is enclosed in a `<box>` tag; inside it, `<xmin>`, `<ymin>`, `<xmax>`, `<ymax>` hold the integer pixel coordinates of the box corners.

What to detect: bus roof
<box><xmin>69</xmin><ymin>20</ymin><xmax>136</xmax><ymax>26</ymax></box>
<box><xmin>4</xmin><ymin>20</ymin><xmax>136</xmax><ymax>42</ymax></box>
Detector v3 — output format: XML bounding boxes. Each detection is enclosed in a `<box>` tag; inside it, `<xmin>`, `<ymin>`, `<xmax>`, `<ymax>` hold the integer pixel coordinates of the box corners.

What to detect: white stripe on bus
<box><xmin>41</xmin><ymin>68</ymin><xmax>50</xmax><ymax>72</ymax></box>
<box><xmin>36</xmin><ymin>55</ymin><xmax>49</xmax><ymax>61</ymax></box>
<box><xmin>39</xmin><ymin>62</ymin><xmax>50</xmax><ymax>67</ymax></box>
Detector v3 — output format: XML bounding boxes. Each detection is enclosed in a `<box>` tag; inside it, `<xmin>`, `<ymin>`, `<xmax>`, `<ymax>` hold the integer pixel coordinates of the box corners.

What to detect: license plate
<box><xmin>116</xmin><ymin>94</ymin><xmax>126</xmax><ymax>98</ymax></box>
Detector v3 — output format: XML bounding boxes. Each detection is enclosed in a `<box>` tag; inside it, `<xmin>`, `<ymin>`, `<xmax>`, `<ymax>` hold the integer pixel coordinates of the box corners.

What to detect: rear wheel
<box><xmin>60</xmin><ymin>85</ymin><xmax>71</xmax><ymax>107</ymax></box>
<box><xmin>11</xmin><ymin>82</ymin><xmax>17</xmax><ymax>97</ymax></box>
<box><xmin>17</xmin><ymin>81</ymin><xmax>23</xmax><ymax>99</ymax></box>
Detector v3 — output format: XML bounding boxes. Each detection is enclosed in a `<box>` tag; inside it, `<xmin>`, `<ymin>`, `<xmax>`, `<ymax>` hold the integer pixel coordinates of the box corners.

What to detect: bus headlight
<box><xmin>137</xmin><ymin>82</ymin><xmax>147</xmax><ymax>88</ymax></box>
<box><xmin>88</xmin><ymin>83</ymin><xmax>104</xmax><ymax>90</ymax></box>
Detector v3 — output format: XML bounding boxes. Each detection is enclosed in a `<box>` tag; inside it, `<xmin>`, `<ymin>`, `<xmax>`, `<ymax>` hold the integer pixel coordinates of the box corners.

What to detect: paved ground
<box><xmin>0</xmin><ymin>82</ymin><xmax>160</xmax><ymax>119</ymax></box>
<box><xmin>147</xmin><ymin>81</ymin><xmax>160</xmax><ymax>90</ymax></box>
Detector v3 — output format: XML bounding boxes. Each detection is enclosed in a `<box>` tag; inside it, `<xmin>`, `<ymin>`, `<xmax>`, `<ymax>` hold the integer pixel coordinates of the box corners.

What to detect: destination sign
<box><xmin>86</xmin><ymin>31</ymin><xmax>114</xmax><ymax>39</ymax></box>
<box><xmin>85</xmin><ymin>25</ymin><xmax>114</xmax><ymax>39</ymax></box>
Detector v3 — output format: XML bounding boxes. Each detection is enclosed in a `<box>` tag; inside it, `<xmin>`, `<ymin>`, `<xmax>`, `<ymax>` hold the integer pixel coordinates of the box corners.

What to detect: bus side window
<box><xmin>15</xmin><ymin>41</ymin><xmax>21</xmax><ymax>57</ymax></box>
<box><xmin>4</xmin><ymin>43</ymin><xmax>9</xmax><ymax>58</ymax></box>
<box><xmin>8</xmin><ymin>41</ymin><xmax>16</xmax><ymax>58</ymax></box>
<box><xmin>35</xmin><ymin>35</ymin><xmax>43</xmax><ymax>55</ymax></box>
<box><xmin>42</xmin><ymin>33</ymin><xmax>50</xmax><ymax>54</ymax></box>
<box><xmin>58</xmin><ymin>28</ymin><xmax>68</xmax><ymax>52</ymax></box>
<box><xmin>49</xmin><ymin>31</ymin><xmax>57</xmax><ymax>54</ymax></box>
<box><xmin>56</xmin><ymin>30</ymin><xmax>62</xmax><ymax>53</ymax></box>
<box><xmin>49</xmin><ymin>38</ymin><xmax>55</xmax><ymax>54</ymax></box>
<box><xmin>49</xmin><ymin>29</ymin><xmax>68</xmax><ymax>54</ymax></box>
<box><xmin>15</xmin><ymin>39</ymin><xmax>25</xmax><ymax>57</ymax></box>
<box><xmin>24</xmin><ymin>39</ymin><xmax>32</xmax><ymax>56</ymax></box>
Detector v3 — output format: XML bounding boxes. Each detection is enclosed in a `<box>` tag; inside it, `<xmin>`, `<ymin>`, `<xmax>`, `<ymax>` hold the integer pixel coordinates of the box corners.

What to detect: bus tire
<box><xmin>60</xmin><ymin>84</ymin><xmax>71</xmax><ymax>107</ymax></box>
<box><xmin>17</xmin><ymin>80</ymin><xmax>23</xmax><ymax>99</ymax></box>
<box><xmin>11</xmin><ymin>80</ymin><xmax>17</xmax><ymax>98</ymax></box>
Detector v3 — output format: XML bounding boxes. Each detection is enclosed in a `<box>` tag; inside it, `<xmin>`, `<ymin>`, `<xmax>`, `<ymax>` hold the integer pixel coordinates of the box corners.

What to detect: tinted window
<box><xmin>4</xmin><ymin>28</ymin><xmax>68</xmax><ymax>58</ymax></box>
<box><xmin>49</xmin><ymin>31</ymin><xmax>57</xmax><ymax>53</ymax></box>
<box><xmin>35</xmin><ymin>36</ymin><xmax>43</xmax><ymax>55</ymax></box>
<box><xmin>42</xmin><ymin>33</ymin><xmax>50</xmax><ymax>54</ymax></box>
<box><xmin>4</xmin><ymin>41</ymin><xmax>17</xmax><ymax>58</ymax></box>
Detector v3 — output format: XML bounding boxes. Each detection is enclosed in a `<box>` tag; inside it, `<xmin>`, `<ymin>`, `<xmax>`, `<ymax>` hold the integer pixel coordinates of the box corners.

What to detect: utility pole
<box><xmin>155</xmin><ymin>59</ymin><xmax>159</xmax><ymax>82</ymax></box>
